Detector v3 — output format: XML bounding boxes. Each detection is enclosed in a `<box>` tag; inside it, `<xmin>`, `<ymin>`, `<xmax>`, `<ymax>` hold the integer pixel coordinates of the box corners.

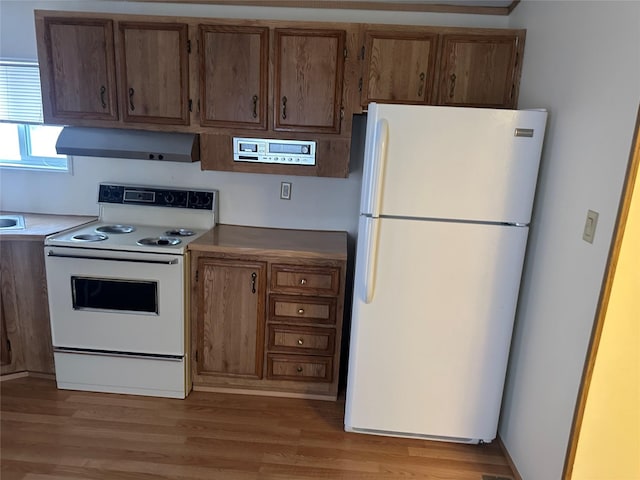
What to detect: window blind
<box><xmin>0</xmin><ymin>60</ymin><xmax>44</xmax><ymax>124</ymax></box>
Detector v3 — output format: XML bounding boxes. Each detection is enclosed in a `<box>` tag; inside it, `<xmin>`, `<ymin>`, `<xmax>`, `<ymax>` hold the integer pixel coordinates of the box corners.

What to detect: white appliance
<box><xmin>45</xmin><ymin>183</ymin><xmax>218</xmax><ymax>399</ymax></box>
<box><xmin>345</xmin><ymin>103</ymin><xmax>547</xmax><ymax>444</ymax></box>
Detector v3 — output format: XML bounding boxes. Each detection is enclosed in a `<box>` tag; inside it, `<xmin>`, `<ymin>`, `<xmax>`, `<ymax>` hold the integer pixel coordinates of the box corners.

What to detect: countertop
<box><xmin>0</xmin><ymin>212</ymin><xmax>97</xmax><ymax>241</ymax></box>
<box><xmin>189</xmin><ymin>224</ymin><xmax>348</xmax><ymax>260</ymax></box>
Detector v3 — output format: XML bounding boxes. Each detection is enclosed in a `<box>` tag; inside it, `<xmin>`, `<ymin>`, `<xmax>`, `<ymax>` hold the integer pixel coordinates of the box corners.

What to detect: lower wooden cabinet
<box><xmin>0</xmin><ymin>239</ymin><xmax>55</xmax><ymax>376</ymax></box>
<box><xmin>193</xmin><ymin>256</ymin><xmax>266</xmax><ymax>380</ymax></box>
<box><xmin>189</xmin><ymin>226</ymin><xmax>347</xmax><ymax>400</ymax></box>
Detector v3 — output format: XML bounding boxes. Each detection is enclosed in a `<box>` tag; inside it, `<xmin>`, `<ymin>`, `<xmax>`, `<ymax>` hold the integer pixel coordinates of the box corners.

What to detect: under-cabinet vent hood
<box><xmin>55</xmin><ymin>127</ymin><xmax>200</xmax><ymax>163</ymax></box>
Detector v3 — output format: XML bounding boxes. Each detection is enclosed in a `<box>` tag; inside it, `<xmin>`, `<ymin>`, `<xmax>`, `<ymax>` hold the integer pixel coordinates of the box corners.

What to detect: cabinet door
<box><xmin>274</xmin><ymin>28</ymin><xmax>346</xmax><ymax>133</ymax></box>
<box><xmin>361</xmin><ymin>31</ymin><xmax>438</xmax><ymax>107</ymax></box>
<box><xmin>436</xmin><ymin>34</ymin><xmax>520</xmax><ymax>108</ymax></box>
<box><xmin>195</xmin><ymin>257</ymin><xmax>266</xmax><ymax>379</ymax></box>
<box><xmin>40</xmin><ymin>17</ymin><xmax>118</xmax><ymax>122</ymax></box>
<box><xmin>0</xmin><ymin>293</ymin><xmax>11</xmax><ymax>367</ymax></box>
<box><xmin>119</xmin><ymin>22</ymin><xmax>189</xmax><ymax>125</ymax></box>
<box><xmin>199</xmin><ymin>25</ymin><xmax>268</xmax><ymax>129</ymax></box>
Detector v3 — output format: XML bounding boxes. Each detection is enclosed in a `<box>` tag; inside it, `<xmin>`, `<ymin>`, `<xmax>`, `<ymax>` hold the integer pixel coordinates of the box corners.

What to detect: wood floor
<box><xmin>1</xmin><ymin>377</ymin><xmax>514</xmax><ymax>480</ymax></box>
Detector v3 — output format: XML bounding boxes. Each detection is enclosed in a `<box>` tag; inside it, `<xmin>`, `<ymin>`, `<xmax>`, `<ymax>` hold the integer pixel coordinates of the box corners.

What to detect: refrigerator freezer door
<box><xmin>345</xmin><ymin>216</ymin><xmax>529</xmax><ymax>442</ymax></box>
<box><xmin>360</xmin><ymin>104</ymin><xmax>547</xmax><ymax>224</ymax></box>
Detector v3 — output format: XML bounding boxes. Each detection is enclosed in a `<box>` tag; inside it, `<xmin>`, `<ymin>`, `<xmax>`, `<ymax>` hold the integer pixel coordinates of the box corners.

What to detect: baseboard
<box><xmin>497</xmin><ymin>434</ymin><xmax>523</xmax><ymax>480</ymax></box>
<box><xmin>0</xmin><ymin>371</ymin><xmax>55</xmax><ymax>382</ymax></box>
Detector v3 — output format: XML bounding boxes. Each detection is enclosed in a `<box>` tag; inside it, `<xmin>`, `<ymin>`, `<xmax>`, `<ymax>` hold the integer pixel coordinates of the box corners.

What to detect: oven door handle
<box><xmin>54</xmin><ymin>346</ymin><xmax>183</xmax><ymax>362</ymax></box>
<box><xmin>47</xmin><ymin>251</ymin><xmax>179</xmax><ymax>265</ymax></box>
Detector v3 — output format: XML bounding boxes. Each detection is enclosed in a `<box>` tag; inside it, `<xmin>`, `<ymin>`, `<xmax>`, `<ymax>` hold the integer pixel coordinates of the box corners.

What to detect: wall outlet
<box><xmin>280</xmin><ymin>182</ymin><xmax>292</xmax><ymax>200</ymax></box>
<box><xmin>583</xmin><ymin>209</ymin><xmax>599</xmax><ymax>244</ymax></box>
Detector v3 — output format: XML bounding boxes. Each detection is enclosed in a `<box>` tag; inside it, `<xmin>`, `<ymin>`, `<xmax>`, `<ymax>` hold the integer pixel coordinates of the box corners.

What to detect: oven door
<box><xmin>45</xmin><ymin>246</ymin><xmax>185</xmax><ymax>355</ymax></box>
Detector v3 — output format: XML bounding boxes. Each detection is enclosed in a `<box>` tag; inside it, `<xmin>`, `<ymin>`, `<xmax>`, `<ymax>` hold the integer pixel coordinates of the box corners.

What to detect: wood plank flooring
<box><xmin>1</xmin><ymin>377</ymin><xmax>514</xmax><ymax>480</ymax></box>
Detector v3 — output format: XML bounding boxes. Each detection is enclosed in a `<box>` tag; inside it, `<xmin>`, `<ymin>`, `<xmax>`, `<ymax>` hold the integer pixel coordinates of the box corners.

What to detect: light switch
<box><xmin>583</xmin><ymin>209</ymin><xmax>599</xmax><ymax>244</ymax></box>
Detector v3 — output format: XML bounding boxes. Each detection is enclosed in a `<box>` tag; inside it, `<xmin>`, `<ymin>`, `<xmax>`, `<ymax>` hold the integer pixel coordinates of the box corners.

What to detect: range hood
<box><xmin>56</xmin><ymin>127</ymin><xmax>200</xmax><ymax>163</ymax></box>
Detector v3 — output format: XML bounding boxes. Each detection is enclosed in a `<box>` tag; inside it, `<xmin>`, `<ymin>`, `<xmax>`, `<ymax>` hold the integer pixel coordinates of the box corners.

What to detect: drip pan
<box><xmin>72</xmin><ymin>233</ymin><xmax>108</xmax><ymax>242</ymax></box>
<box><xmin>137</xmin><ymin>236</ymin><xmax>181</xmax><ymax>246</ymax></box>
<box><xmin>165</xmin><ymin>228</ymin><xmax>195</xmax><ymax>237</ymax></box>
<box><xmin>96</xmin><ymin>224</ymin><xmax>136</xmax><ymax>234</ymax></box>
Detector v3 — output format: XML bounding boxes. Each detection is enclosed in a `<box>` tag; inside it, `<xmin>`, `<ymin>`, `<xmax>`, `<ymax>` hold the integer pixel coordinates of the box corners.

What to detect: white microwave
<box><xmin>232</xmin><ymin>137</ymin><xmax>316</xmax><ymax>166</ymax></box>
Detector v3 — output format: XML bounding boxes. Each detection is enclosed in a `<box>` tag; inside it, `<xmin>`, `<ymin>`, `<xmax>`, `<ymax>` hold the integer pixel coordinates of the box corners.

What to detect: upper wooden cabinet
<box><xmin>199</xmin><ymin>25</ymin><xmax>268</xmax><ymax>129</ymax></box>
<box><xmin>361</xmin><ymin>30</ymin><xmax>438</xmax><ymax>106</ymax></box>
<box><xmin>119</xmin><ymin>22</ymin><xmax>190</xmax><ymax>125</ymax></box>
<box><xmin>37</xmin><ymin>17</ymin><xmax>118</xmax><ymax>123</ymax></box>
<box><xmin>274</xmin><ymin>28</ymin><xmax>346</xmax><ymax>134</ymax></box>
<box><xmin>359</xmin><ymin>28</ymin><xmax>524</xmax><ymax>110</ymax></box>
<box><xmin>436</xmin><ymin>33</ymin><xmax>521</xmax><ymax>108</ymax></box>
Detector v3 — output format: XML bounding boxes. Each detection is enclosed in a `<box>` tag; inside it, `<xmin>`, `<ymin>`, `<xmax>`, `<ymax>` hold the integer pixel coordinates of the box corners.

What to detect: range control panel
<box><xmin>98</xmin><ymin>184</ymin><xmax>217</xmax><ymax>211</ymax></box>
<box><xmin>233</xmin><ymin>137</ymin><xmax>316</xmax><ymax>166</ymax></box>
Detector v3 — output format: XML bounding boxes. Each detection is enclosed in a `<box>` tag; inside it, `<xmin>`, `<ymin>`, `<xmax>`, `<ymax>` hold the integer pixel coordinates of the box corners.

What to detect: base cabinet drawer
<box><xmin>269</xmin><ymin>294</ymin><xmax>336</xmax><ymax>325</ymax></box>
<box><xmin>267</xmin><ymin>324</ymin><xmax>335</xmax><ymax>355</ymax></box>
<box><xmin>266</xmin><ymin>354</ymin><xmax>332</xmax><ymax>382</ymax></box>
<box><xmin>271</xmin><ymin>264</ymin><xmax>340</xmax><ymax>295</ymax></box>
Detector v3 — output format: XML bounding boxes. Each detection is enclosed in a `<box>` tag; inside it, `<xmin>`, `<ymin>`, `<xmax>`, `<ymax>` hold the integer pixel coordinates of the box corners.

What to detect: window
<box><xmin>0</xmin><ymin>60</ymin><xmax>69</xmax><ymax>172</ymax></box>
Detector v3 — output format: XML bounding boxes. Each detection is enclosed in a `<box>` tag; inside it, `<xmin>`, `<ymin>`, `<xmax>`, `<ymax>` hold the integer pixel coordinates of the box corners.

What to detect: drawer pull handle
<box><xmin>296</xmin><ymin>366</ymin><xmax>303</xmax><ymax>373</ymax></box>
<box><xmin>300</xmin><ymin>278</ymin><xmax>307</xmax><ymax>285</ymax></box>
<box><xmin>297</xmin><ymin>338</ymin><xmax>304</xmax><ymax>345</ymax></box>
<box><xmin>297</xmin><ymin>308</ymin><xmax>305</xmax><ymax>315</ymax></box>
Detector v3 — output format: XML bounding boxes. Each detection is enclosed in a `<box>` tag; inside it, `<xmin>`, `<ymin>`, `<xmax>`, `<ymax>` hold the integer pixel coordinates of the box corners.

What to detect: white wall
<box><xmin>501</xmin><ymin>2</ymin><xmax>640</xmax><ymax>479</ymax></box>
<box><xmin>0</xmin><ymin>0</ymin><xmax>507</xmax><ymax>238</ymax></box>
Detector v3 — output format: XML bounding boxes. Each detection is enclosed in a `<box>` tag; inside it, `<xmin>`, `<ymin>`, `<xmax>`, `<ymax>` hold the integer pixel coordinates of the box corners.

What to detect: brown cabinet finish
<box><xmin>266</xmin><ymin>354</ymin><xmax>332</xmax><ymax>382</ymax></box>
<box><xmin>119</xmin><ymin>22</ymin><xmax>190</xmax><ymax>125</ymax></box>
<box><xmin>269</xmin><ymin>294</ymin><xmax>336</xmax><ymax>326</ymax></box>
<box><xmin>0</xmin><ymin>240</ymin><xmax>55</xmax><ymax>376</ymax></box>
<box><xmin>199</xmin><ymin>25</ymin><xmax>268</xmax><ymax>129</ymax></box>
<box><xmin>436</xmin><ymin>33</ymin><xmax>521</xmax><ymax>108</ymax></box>
<box><xmin>193</xmin><ymin>255</ymin><xmax>266</xmax><ymax>379</ymax></box>
<box><xmin>38</xmin><ymin>17</ymin><xmax>118</xmax><ymax>123</ymax></box>
<box><xmin>267</xmin><ymin>324</ymin><xmax>335</xmax><ymax>355</ymax></box>
<box><xmin>270</xmin><ymin>264</ymin><xmax>340</xmax><ymax>296</ymax></box>
<box><xmin>274</xmin><ymin>28</ymin><xmax>346</xmax><ymax>133</ymax></box>
<box><xmin>189</xmin><ymin>225</ymin><xmax>347</xmax><ymax>400</ymax></box>
<box><xmin>361</xmin><ymin>30</ymin><xmax>438</xmax><ymax>106</ymax></box>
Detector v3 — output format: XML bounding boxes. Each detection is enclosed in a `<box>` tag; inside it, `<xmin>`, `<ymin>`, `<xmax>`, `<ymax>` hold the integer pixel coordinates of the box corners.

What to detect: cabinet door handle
<box><xmin>281</xmin><ymin>96</ymin><xmax>287</xmax><ymax>120</ymax></box>
<box><xmin>252</xmin><ymin>95</ymin><xmax>258</xmax><ymax>118</ymax></box>
<box><xmin>417</xmin><ymin>72</ymin><xmax>425</xmax><ymax>98</ymax></box>
<box><xmin>449</xmin><ymin>74</ymin><xmax>456</xmax><ymax>99</ymax></box>
<box><xmin>251</xmin><ymin>272</ymin><xmax>257</xmax><ymax>294</ymax></box>
<box><xmin>128</xmin><ymin>87</ymin><xmax>135</xmax><ymax>111</ymax></box>
<box><xmin>100</xmin><ymin>85</ymin><xmax>107</xmax><ymax>109</ymax></box>
<box><xmin>297</xmin><ymin>308</ymin><xmax>305</xmax><ymax>315</ymax></box>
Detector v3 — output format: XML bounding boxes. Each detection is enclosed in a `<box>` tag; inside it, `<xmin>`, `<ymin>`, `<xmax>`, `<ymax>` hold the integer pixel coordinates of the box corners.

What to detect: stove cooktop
<box><xmin>45</xmin><ymin>222</ymin><xmax>209</xmax><ymax>254</ymax></box>
<box><xmin>45</xmin><ymin>183</ymin><xmax>218</xmax><ymax>254</ymax></box>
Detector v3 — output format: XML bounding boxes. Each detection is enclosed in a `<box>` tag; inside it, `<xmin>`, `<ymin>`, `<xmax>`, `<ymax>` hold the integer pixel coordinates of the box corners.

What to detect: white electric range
<box><xmin>44</xmin><ymin>183</ymin><xmax>218</xmax><ymax>398</ymax></box>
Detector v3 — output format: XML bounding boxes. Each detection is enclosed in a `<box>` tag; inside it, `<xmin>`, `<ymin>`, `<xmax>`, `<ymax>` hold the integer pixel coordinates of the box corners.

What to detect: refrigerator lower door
<box><xmin>345</xmin><ymin>216</ymin><xmax>529</xmax><ymax>443</ymax></box>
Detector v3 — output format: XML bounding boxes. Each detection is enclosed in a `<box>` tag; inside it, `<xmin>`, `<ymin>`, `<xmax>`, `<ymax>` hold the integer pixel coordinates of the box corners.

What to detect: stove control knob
<box><xmin>165</xmin><ymin>193</ymin><xmax>175</xmax><ymax>205</ymax></box>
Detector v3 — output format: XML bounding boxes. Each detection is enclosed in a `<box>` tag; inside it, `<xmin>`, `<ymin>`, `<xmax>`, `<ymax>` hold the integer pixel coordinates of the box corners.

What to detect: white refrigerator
<box><xmin>345</xmin><ymin>103</ymin><xmax>547</xmax><ymax>444</ymax></box>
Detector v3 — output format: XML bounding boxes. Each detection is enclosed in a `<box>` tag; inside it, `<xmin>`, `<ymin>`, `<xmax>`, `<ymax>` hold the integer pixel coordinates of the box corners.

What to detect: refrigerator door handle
<box><xmin>372</xmin><ymin>119</ymin><xmax>389</xmax><ymax>218</ymax></box>
<box><xmin>364</xmin><ymin>217</ymin><xmax>381</xmax><ymax>304</ymax></box>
